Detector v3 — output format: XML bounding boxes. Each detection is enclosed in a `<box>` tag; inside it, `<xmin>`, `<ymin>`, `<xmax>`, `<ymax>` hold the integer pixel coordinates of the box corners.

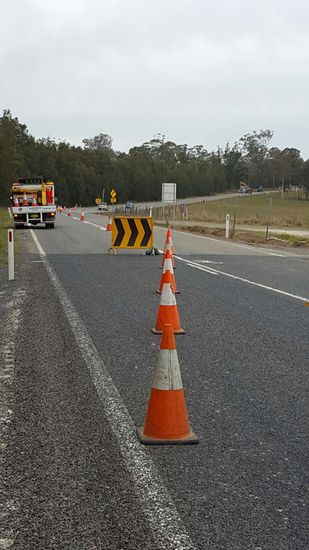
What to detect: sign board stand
<box><xmin>162</xmin><ymin>183</ymin><xmax>177</xmax><ymax>224</ymax></box>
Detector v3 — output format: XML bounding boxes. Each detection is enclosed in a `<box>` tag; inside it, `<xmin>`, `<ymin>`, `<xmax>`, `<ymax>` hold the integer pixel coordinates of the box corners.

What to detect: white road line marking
<box><xmin>184</xmin><ymin>261</ymin><xmax>218</xmax><ymax>275</ymax></box>
<box><xmin>30</xmin><ymin>231</ymin><xmax>197</xmax><ymax>550</ymax></box>
<box><xmin>70</xmin><ymin>216</ymin><xmax>106</xmax><ymax>230</ymax></box>
<box><xmin>174</xmin><ymin>254</ymin><xmax>309</xmax><ymax>303</ymax></box>
<box><xmin>155</xmin><ymin>225</ymin><xmax>286</xmax><ymax>257</ymax></box>
<box><xmin>30</xmin><ymin>230</ymin><xmax>46</xmax><ymax>256</ymax></box>
<box><xmin>198</xmin><ymin>260</ymin><xmax>224</xmax><ymax>265</ymax></box>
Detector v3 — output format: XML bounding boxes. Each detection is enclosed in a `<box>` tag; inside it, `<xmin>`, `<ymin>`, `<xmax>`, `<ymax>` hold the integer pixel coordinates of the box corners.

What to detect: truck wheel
<box><xmin>47</xmin><ymin>223</ymin><xmax>55</xmax><ymax>229</ymax></box>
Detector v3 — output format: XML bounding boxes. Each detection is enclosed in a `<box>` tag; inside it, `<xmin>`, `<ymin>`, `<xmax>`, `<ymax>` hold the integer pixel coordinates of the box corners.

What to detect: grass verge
<box><xmin>0</xmin><ymin>208</ymin><xmax>12</xmax><ymax>266</ymax></box>
<box><xmin>186</xmin><ymin>193</ymin><xmax>309</xmax><ymax>228</ymax></box>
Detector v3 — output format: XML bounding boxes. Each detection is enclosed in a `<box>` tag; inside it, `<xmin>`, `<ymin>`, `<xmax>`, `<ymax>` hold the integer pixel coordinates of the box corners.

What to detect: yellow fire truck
<box><xmin>11</xmin><ymin>177</ymin><xmax>57</xmax><ymax>229</ymax></box>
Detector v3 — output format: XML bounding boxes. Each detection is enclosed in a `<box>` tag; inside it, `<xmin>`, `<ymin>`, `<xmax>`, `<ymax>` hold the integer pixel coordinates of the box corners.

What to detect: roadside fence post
<box><xmin>225</xmin><ymin>214</ymin><xmax>230</xmax><ymax>239</ymax></box>
<box><xmin>8</xmin><ymin>229</ymin><xmax>14</xmax><ymax>281</ymax></box>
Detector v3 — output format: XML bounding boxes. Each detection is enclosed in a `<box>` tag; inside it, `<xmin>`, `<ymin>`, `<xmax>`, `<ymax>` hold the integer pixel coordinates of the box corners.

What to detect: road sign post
<box><xmin>225</xmin><ymin>214</ymin><xmax>230</xmax><ymax>239</ymax></box>
<box><xmin>162</xmin><ymin>183</ymin><xmax>177</xmax><ymax>224</ymax></box>
<box><xmin>110</xmin><ymin>189</ymin><xmax>117</xmax><ymax>214</ymax></box>
<box><xmin>110</xmin><ymin>189</ymin><xmax>117</xmax><ymax>213</ymax></box>
<box><xmin>8</xmin><ymin>229</ymin><xmax>14</xmax><ymax>281</ymax></box>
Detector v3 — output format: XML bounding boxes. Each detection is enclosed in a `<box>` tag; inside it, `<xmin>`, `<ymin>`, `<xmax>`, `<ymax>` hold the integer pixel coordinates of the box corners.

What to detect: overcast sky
<box><xmin>1</xmin><ymin>0</ymin><xmax>308</xmax><ymax>156</ymax></box>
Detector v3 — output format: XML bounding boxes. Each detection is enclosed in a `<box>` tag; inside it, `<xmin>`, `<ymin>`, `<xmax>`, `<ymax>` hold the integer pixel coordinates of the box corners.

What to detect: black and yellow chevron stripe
<box><xmin>112</xmin><ymin>217</ymin><xmax>153</xmax><ymax>249</ymax></box>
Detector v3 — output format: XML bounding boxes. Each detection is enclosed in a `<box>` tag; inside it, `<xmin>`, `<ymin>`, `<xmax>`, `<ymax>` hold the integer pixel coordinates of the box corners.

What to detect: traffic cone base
<box><xmin>152</xmin><ymin>325</ymin><xmax>184</xmax><ymax>335</ymax></box>
<box><xmin>137</xmin><ymin>426</ymin><xmax>198</xmax><ymax>445</ymax></box>
<box><xmin>138</xmin><ymin>325</ymin><xmax>198</xmax><ymax>445</ymax></box>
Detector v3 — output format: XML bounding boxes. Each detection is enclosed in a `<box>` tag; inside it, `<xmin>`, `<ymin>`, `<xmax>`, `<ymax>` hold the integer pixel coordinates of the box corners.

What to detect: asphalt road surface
<box><xmin>1</xmin><ymin>210</ymin><xmax>308</xmax><ymax>550</ymax></box>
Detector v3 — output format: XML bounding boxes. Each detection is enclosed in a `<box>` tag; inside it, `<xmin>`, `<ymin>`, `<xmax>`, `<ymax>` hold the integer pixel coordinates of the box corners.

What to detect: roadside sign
<box><xmin>110</xmin><ymin>189</ymin><xmax>117</xmax><ymax>199</ymax></box>
<box><xmin>162</xmin><ymin>183</ymin><xmax>176</xmax><ymax>203</ymax></box>
<box><xmin>111</xmin><ymin>216</ymin><xmax>153</xmax><ymax>249</ymax></box>
<box><xmin>111</xmin><ymin>197</ymin><xmax>117</xmax><ymax>204</ymax></box>
<box><xmin>95</xmin><ymin>197</ymin><xmax>101</xmax><ymax>205</ymax></box>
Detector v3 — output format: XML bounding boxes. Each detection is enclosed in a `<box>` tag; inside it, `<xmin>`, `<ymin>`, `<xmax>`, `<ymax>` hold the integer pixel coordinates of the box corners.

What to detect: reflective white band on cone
<box><xmin>162</xmin><ymin>258</ymin><xmax>174</xmax><ymax>274</ymax></box>
<box><xmin>153</xmin><ymin>349</ymin><xmax>183</xmax><ymax>390</ymax></box>
<box><xmin>160</xmin><ymin>283</ymin><xmax>177</xmax><ymax>305</ymax></box>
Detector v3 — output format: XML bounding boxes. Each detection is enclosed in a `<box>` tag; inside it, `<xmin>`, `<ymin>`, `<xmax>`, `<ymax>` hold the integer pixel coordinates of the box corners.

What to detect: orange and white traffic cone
<box><xmin>22</xmin><ymin>193</ymin><xmax>28</xmax><ymax>206</ymax></box>
<box><xmin>170</xmin><ymin>234</ymin><xmax>175</xmax><ymax>256</ymax></box>
<box><xmin>80</xmin><ymin>209</ymin><xmax>85</xmax><ymax>221</ymax></box>
<box><xmin>32</xmin><ymin>193</ymin><xmax>37</xmax><ymax>206</ymax></box>
<box><xmin>161</xmin><ymin>229</ymin><xmax>175</xmax><ymax>269</ymax></box>
<box><xmin>137</xmin><ymin>324</ymin><xmax>198</xmax><ymax>445</ymax></box>
<box><xmin>161</xmin><ymin>228</ymin><xmax>171</xmax><ymax>266</ymax></box>
<box><xmin>161</xmin><ymin>240</ymin><xmax>175</xmax><ymax>271</ymax></box>
<box><xmin>106</xmin><ymin>216</ymin><xmax>112</xmax><ymax>232</ymax></box>
<box><xmin>67</xmin><ymin>209</ymin><xmax>72</xmax><ymax>217</ymax></box>
<box><xmin>157</xmin><ymin>249</ymin><xmax>179</xmax><ymax>294</ymax></box>
<box><xmin>152</xmin><ymin>283</ymin><xmax>185</xmax><ymax>334</ymax></box>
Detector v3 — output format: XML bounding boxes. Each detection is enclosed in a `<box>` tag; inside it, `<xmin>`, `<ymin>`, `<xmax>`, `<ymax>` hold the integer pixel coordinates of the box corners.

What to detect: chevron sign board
<box><xmin>111</xmin><ymin>217</ymin><xmax>153</xmax><ymax>249</ymax></box>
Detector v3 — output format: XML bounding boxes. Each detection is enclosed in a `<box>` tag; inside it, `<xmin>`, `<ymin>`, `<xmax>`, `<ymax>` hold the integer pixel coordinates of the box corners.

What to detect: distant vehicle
<box><xmin>125</xmin><ymin>202</ymin><xmax>134</xmax><ymax>210</ymax></box>
<box><xmin>98</xmin><ymin>202</ymin><xmax>109</xmax><ymax>212</ymax></box>
<box><xmin>256</xmin><ymin>186</ymin><xmax>264</xmax><ymax>192</ymax></box>
<box><xmin>238</xmin><ymin>182</ymin><xmax>252</xmax><ymax>194</ymax></box>
<box><xmin>11</xmin><ymin>177</ymin><xmax>56</xmax><ymax>229</ymax></box>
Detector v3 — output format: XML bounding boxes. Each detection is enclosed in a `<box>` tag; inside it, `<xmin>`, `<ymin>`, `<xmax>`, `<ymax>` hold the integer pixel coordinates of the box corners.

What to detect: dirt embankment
<box><xmin>156</xmin><ymin>222</ymin><xmax>309</xmax><ymax>250</ymax></box>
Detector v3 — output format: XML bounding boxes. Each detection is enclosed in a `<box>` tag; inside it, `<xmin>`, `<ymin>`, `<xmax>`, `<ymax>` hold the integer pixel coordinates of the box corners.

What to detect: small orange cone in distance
<box><xmin>68</xmin><ymin>209</ymin><xmax>72</xmax><ymax>217</ymax></box>
<box><xmin>106</xmin><ymin>216</ymin><xmax>112</xmax><ymax>232</ymax></box>
<box><xmin>160</xmin><ymin>228</ymin><xmax>171</xmax><ymax>263</ymax></box>
<box><xmin>137</xmin><ymin>324</ymin><xmax>198</xmax><ymax>445</ymax></box>
<box><xmin>161</xmin><ymin>227</ymin><xmax>170</xmax><ymax>261</ymax></box>
<box><xmin>161</xmin><ymin>239</ymin><xmax>175</xmax><ymax>269</ymax></box>
<box><xmin>22</xmin><ymin>193</ymin><xmax>28</xmax><ymax>206</ymax></box>
<box><xmin>170</xmin><ymin>233</ymin><xmax>175</xmax><ymax>255</ymax></box>
<box><xmin>152</xmin><ymin>283</ymin><xmax>185</xmax><ymax>334</ymax></box>
<box><xmin>80</xmin><ymin>209</ymin><xmax>85</xmax><ymax>221</ymax></box>
<box><xmin>161</xmin><ymin>228</ymin><xmax>175</xmax><ymax>269</ymax></box>
<box><xmin>32</xmin><ymin>193</ymin><xmax>37</xmax><ymax>206</ymax></box>
<box><xmin>157</xmin><ymin>250</ymin><xmax>179</xmax><ymax>294</ymax></box>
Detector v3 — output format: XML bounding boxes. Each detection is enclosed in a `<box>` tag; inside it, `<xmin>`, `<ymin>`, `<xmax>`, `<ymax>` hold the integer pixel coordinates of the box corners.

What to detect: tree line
<box><xmin>0</xmin><ymin>109</ymin><xmax>308</xmax><ymax>206</ymax></box>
